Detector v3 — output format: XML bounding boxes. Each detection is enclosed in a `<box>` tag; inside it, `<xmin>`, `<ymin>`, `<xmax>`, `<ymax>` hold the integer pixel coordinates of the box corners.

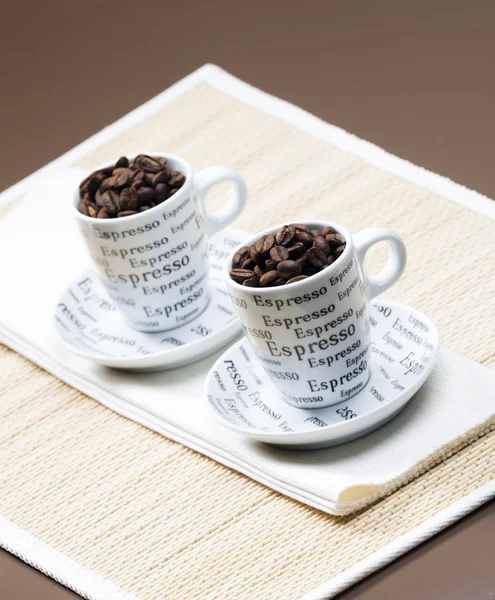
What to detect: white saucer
<box><xmin>205</xmin><ymin>300</ymin><xmax>440</xmax><ymax>449</ymax></box>
<box><xmin>54</xmin><ymin>228</ymin><xmax>249</xmax><ymax>370</ymax></box>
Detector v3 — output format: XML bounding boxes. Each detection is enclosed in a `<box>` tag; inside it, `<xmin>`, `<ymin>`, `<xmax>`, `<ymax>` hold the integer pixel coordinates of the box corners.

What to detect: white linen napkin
<box><xmin>0</xmin><ymin>170</ymin><xmax>494</xmax><ymax>515</ymax></box>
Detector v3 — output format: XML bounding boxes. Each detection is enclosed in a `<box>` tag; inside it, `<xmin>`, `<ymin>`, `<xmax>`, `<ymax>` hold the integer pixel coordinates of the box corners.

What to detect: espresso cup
<box><xmin>74</xmin><ymin>153</ymin><xmax>246</xmax><ymax>332</ymax></box>
<box><xmin>224</xmin><ymin>221</ymin><xmax>407</xmax><ymax>408</ymax></box>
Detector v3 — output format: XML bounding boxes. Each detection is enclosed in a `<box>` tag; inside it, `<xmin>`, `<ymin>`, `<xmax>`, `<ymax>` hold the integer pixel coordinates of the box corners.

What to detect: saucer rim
<box><xmin>205</xmin><ymin>299</ymin><xmax>440</xmax><ymax>441</ymax></box>
<box><xmin>54</xmin><ymin>268</ymin><xmax>241</xmax><ymax>368</ymax></box>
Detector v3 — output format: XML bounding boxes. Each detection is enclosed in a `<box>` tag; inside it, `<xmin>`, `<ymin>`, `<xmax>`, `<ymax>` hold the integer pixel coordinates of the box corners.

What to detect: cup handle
<box><xmin>194</xmin><ymin>167</ymin><xmax>247</xmax><ymax>236</ymax></box>
<box><xmin>353</xmin><ymin>228</ymin><xmax>407</xmax><ymax>301</ymax></box>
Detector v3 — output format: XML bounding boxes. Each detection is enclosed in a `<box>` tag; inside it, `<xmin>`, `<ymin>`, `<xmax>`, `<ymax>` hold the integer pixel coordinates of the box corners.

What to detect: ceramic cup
<box><xmin>74</xmin><ymin>153</ymin><xmax>247</xmax><ymax>332</ymax></box>
<box><xmin>223</xmin><ymin>221</ymin><xmax>407</xmax><ymax>408</ymax></box>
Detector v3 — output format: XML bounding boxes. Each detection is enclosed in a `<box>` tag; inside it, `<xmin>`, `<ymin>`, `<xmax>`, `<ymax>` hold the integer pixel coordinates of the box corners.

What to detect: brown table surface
<box><xmin>1</xmin><ymin>1</ymin><xmax>494</xmax><ymax>598</ymax></box>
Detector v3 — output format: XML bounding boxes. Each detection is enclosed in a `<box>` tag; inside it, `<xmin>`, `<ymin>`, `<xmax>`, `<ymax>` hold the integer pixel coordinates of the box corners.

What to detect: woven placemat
<box><xmin>1</xmin><ymin>67</ymin><xmax>494</xmax><ymax>600</ymax></box>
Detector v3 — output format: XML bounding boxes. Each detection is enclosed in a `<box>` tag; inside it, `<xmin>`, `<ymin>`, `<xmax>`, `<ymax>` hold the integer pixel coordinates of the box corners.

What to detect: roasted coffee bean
<box><xmin>260</xmin><ymin>270</ymin><xmax>280</xmax><ymax>287</ymax></box>
<box><xmin>113</xmin><ymin>171</ymin><xmax>132</xmax><ymax>189</ymax></box>
<box><xmin>142</xmin><ymin>172</ymin><xmax>154</xmax><ymax>186</ymax></box>
<box><xmin>168</xmin><ymin>188</ymin><xmax>178</xmax><ymax>197</ymax></box>
<box><xmin>255</xmin><ymin>235</ymin><xmax>267</xmax><ymax>254</ymax></box>
<box><xmin>286</xmin><ymin>275</ymin><xmax>308</xmax><ymax>284</ymax></box>
<box><xmin>277</xmin><ymin>259</ymin><xmax>302</xmax><ymax>279</ymax></box>
<box><xmin>230</xmin><ymin>268</ymin><xmax>255</xmax><ymax>284</ymax></box>
<box><xmin>100</xmin><ymin>190</ymin><xmax>119</xmax><ymax>213</ymax></box>
<box><xmin>108</xmin><ymin>190</ymin><xmax>121</xmax><ymax>210</ymax></box>
<box><xmin>117</xmin><ymin>210</ymin><xmax>138</xmax><ymax>217</ymax></box>
<box><xmin>326</xmin><ymin>233</ymin><xmax>346</xmax><ymax>248</ymax></box>
<box><xmin>264</xmin><ymin>234</ymin><xmax>276</xmax><ymax>254</ymax></box>
<box><xmin>99</xmin><ymin>178</ymin><xmax>112</xmax><ymax>193</ymax></box>
<box><xmin>295</xmin><ymin>231</ymin><xmax>314</xmax><ymax>247</ymax></box>
<box><xmin>138</xmin><ymin>206</ymin><xmax>152</xmax><ymax>212</ymax></box>
<box><xmin>152</xmin><ymin>170</ymin><xmax>170</xmax><ymax>187</ymax></box>
<box><xmin>307</xmin><ymin>247</ymin><xmax>327</xmax><ymax>268</ymax></box>
<box><xmin>229</xmin><ymin>223</ymin><xmax>347</xmax><ymax>285</ymax></box>
<box><xmin>249</xmin><ymin>245</ymin><xmax>264</xmax><ymax>265</ymax></box>
<box><xmin>157</xmin><ymin>157</ymin><xmax>168</xmax><ymax>167</ymax></box>
<box><xmin>256</xmin><ymin>234</ymin><xmax>275</xmax><ymax>256</ymax></box>
<box><xmin>322</xmin><ymin>226</ymin><xmax>337</xmax><ymax>237</ymax></box>
<box><xmin>100</xmin><ymin>175</ymin><xmax>118</xmax><ymax>191</ymax></box>
<box><xmin>169</xmin><ymin>171</ymin><xmax>185</xmax><ymax>188</ymax></box>
<box><xmin>243</xmin><ymin>278</ymin><xmax>260</xmax><ymax>287</ymax></box>
<box><xmin>269</xmin><ymin>245</ymin><xmax>289</xmax><ymax>263</ymax></box>
<box><xmin>115</xmin><ymin>156</ymin><xmax>129</xmax><ymax>169</ymax></box>
<box><xmin>137</xmin><ymin>187</ymin><xmax>154</xmax><ymax>205</ymax></box>
<box><xmin>314</xmin><ymin>236</ymin><xmax>331</xmax><ymax>256</ymax></box>
<box><xmin>241</xmin><ymin>258</ymin><xmax>256</xmax><ymax>270</ymax></box>
<box><xmin>154</xmin><ymin>183</ymin><xmax>169</xmax><ymax>204</ymax></box>
<box><xmin>287</xmin><ymin>242</ymin><xmax>306</xmax><ymax>258</ymax></box>
<box><xmin>232</xmin><ymin>246</ymin><xmax>250</xmax><ymax>268</ymax></box>
<box><xmin>293</xmin><ymin>223</ymin><xmax>312</xmax><ymax>234</ymax></box>
<box><xmin>127</xmin><ymin>188</ymin><xmax>140</xmax><ymax>210</ymax></box>
<box><xmin>275</xmin><ymin>224</ymin><xmax>296</xmax><ymax>246</ymax></box>
<box><xmin>119</xmin><ymin>188</ymin><xmax>130</xmax><ymax>211</ymax></box>
<box><xmin>79</xmin><ymin>171</ymin><xmax>101</xmax><ymax>195</ymax></box>
<box><xmin>97</xmin><ymin>207</ymin><xmax>110</xmax><ymax>218</ymax></box>
<box><xmin>134</xmin><ymin>154</ymin><xmax>162</xmax><ymax>173</ymax></box>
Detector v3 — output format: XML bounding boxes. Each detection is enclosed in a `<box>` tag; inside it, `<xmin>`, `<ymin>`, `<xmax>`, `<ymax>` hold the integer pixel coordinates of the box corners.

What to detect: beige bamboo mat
<box><xmin>1</xmin><ymin>80</ymin><xmax>494</xmax><ymax>599</ymax></box>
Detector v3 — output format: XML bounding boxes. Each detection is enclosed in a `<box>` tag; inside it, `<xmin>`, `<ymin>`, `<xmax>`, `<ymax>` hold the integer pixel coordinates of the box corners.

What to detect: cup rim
<box><xmin>223</xmin><ymin>220</ymin><xmax>353</xmax><ymax>293</ymax></box>
<box><xmin>73</xmin><ymin>152</ymin><xmax>194</xmax><ymax>225</ymax></box>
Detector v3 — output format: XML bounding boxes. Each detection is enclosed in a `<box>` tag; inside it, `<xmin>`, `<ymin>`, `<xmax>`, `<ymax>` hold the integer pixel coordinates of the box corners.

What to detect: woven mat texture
<box><xmin>1</xmin><ymin>83</ymin><xmax>494</xmax><ymax>600</ymax></box>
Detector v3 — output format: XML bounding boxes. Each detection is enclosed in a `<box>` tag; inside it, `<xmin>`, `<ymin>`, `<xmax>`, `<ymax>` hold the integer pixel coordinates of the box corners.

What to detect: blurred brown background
<box><xmin>1</xmin><ymin>0</ymin><xmax>494</xmax><ymax>598</ymax></box>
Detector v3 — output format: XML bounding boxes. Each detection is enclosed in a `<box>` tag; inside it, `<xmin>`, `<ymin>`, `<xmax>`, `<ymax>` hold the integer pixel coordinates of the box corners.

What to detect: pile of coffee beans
<box><xmin>230</xmin><ymin>224</ymin><xmax>346</xmax><ymax>287</ymax></box>
<box><xmin>77</xmin><ymin>155</ymin><xmax>186</xmax><ymax>218</ymax></box>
